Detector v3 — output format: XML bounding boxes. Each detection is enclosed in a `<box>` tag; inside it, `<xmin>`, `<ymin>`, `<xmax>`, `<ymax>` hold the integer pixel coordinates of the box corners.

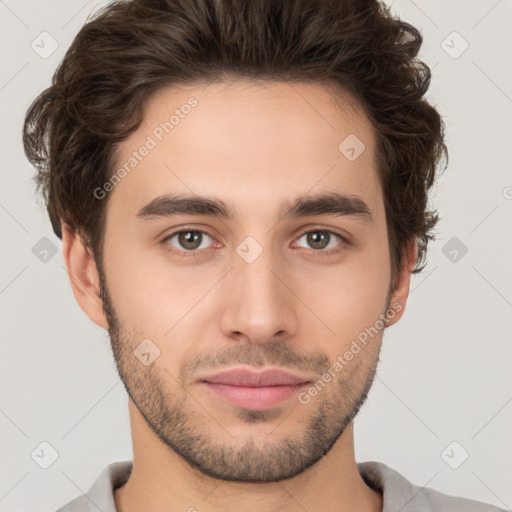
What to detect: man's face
<box><xmin>98</xmin><ymin>80</ymin><xmax>395</xmax><ymax>482</ymax></box>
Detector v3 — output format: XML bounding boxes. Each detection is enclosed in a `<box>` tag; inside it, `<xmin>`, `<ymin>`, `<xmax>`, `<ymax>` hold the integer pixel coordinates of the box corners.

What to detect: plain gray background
<box><xmin>1</xmin><ymin>0</ymin><xmax>511</xmax><ymax>510</ymax></box>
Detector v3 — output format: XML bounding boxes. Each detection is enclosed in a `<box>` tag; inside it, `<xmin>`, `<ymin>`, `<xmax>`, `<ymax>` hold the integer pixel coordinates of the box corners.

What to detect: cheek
<box><xmin>306</xmin><ymin>240</ymin><xmax>391</xmax><ymax>352</ymax></box>
<box><xmin>102</xmin><ymin>238</ymin><xmax>198</xmax><ymax>337</ymax></box>
<box><xmin>319</xmin><ymin>282</ymin><xmax>387</xmax><ymax>352</ymax></box>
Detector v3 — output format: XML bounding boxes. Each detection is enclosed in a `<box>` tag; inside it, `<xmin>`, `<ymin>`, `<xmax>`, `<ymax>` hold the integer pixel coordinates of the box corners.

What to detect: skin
<box><xmin>62</xmin><ymin>79</ymin><xmax>417</xmax><ymax>512</ymax></box>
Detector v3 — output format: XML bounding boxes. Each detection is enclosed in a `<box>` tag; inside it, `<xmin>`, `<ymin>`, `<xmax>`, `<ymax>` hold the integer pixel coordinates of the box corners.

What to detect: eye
<box><xmin>163</xmin><ymin>229</ymin><xmax>215</xmax><ymax>253</ymax></box>
<box><xmin>294</xmin><ymin>229</ymin><xmax>346</xmax><ymax>254</ymax></box>
<box><xmin>161</xmin><ymin>227</ymin><xmax>348</xmax><ymax>258</ymax></box>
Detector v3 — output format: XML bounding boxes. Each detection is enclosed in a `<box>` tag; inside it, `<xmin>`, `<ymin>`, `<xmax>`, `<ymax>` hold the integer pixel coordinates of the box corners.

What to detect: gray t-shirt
<box><xmin>55</xmin><ymin>460</ymin><xmax>506</xmax><ymax>511</ymax></box>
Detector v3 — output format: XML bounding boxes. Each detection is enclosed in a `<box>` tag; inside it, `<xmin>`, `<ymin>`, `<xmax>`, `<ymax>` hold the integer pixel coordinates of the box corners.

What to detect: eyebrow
<box><xmin>136</xmin><ymin>191</ymin><xmax>372</xmax><ymax>223</ymax></box>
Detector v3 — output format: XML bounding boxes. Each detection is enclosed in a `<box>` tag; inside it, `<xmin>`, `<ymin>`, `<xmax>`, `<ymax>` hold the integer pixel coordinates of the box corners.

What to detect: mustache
<box><xmin>180</xmin><ymin>341</ymin><xmax>330</xmax><ymax>379</ymax></box>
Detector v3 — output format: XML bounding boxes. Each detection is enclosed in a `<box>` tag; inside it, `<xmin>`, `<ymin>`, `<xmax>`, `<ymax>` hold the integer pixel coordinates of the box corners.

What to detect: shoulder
<box><xmin>357</xmin><ymin>460</ymin><xmax>507</xmax><ymax>512</ymax></box>
<box><xmin>54</xmin><ymin>460</ymin><xmax>133</xmax><ymax>512</ymax></box>
<box><xmin>55</xmin><ymin>495</ymin><xmax>90</xmax><ymax>512</ymax></box>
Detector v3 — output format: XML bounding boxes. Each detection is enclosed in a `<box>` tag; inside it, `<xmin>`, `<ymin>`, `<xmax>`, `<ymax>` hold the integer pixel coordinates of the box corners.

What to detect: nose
<box><xmin>219</xmin><ymin>248</ymin><xmax>298</xmax><ymax>345</ymax></box>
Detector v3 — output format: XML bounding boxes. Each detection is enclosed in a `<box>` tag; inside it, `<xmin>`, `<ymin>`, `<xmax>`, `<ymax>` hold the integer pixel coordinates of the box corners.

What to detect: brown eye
<box><xmin>296</xmin><ymin>230</ymin><xmax>343</xmax><ymax>251</ymax></box>
<box><xmin>165</xmin><ymin>230</ymin><xmax>214</xmax><ymax>251</ymax></box>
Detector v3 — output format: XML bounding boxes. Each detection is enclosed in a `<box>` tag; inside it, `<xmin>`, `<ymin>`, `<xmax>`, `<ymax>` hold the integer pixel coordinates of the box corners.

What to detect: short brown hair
<box><xmin>23</xmin><ymin>0</ymin><xmax>447</xmax><ymax>286</ymax></box>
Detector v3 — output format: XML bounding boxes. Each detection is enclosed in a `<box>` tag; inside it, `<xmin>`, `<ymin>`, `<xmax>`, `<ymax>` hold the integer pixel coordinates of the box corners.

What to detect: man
<box><xmin>23</xmin><ymin>0</ymin><xmax>505</xmax><ymax>511</ymax></box>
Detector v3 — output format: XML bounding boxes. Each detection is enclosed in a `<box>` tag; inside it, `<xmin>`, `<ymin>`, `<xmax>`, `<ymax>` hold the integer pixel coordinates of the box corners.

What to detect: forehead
<box><xmin>108</xmin><ymin>79</ymin><xmax>382</xmax><ymax>219</ymax></box>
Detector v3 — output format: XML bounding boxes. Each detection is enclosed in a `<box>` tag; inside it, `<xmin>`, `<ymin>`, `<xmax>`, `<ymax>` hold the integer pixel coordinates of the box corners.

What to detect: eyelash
<box><xmin>161</xmin><ymin>227</ymin><xmax>349</xmax><ymax>258</ymax></box>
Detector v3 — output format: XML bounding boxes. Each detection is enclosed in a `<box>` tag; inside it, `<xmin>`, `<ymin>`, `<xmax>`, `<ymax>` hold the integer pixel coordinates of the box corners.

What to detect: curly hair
<box><xmin>23</xmin><ymin>0</ymin><xmax>447</xmax><ymax>287</ymax></box>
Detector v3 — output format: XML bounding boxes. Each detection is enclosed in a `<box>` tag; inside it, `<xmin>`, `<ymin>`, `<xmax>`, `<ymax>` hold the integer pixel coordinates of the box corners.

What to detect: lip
<box><xmin>200</xmin><ymin>368</ymin><xmax>311</xmax><ymax>386</ymax></box>
<box><xmin>198</xmin><ymin>368</ymin><xmax>312</xmax><ymax>410</ymax></box>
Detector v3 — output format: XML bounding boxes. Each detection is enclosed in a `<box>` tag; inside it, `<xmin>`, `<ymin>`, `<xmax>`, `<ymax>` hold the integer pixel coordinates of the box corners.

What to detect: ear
<box><xmin>386</xmin><ymin>239</ymin><xmax>418</xmax><ymax>327</ymax></box>
<box><xmin>61</xmin><ymin>223</ymin><xmax>109</xmax><ymax>330</ymax></box>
